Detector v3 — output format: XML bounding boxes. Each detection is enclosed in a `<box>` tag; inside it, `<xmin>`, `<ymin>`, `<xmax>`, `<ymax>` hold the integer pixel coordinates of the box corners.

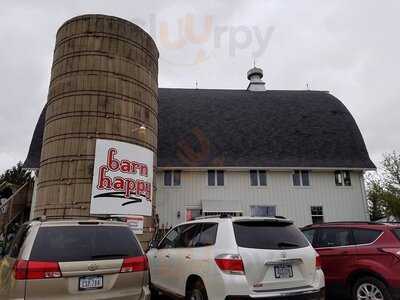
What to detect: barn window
<box><xmin>164</xmin><ymin>170</ymin><xmax>181</xmax><ymax>186</ymax></box>
<box><xmin>335</xmin><ymin>170</ymin><xmax>351</xmax><ymax>186</ymax></box>
<box><xmin>293</xmin><ymin>170</ymin><xmax>310</xmax><ymax>186</ymax></box>
<box><xmin>208</xmin><ymin>170</ymin><xmax>224</xmax><ymax>186</ymax></box>
<box><xmin>311</xmin><ymin>206</ymin><xmax>324</xmax><ymax>224</ymax></box>
<box><xmin>250</xmin><ymin>170</ymin><xmax>267</xmax><ymax>186</ymax></box>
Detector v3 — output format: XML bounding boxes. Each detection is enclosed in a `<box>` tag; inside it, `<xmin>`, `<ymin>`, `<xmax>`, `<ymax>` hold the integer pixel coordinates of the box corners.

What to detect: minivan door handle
<box><xmin>185</xmin><ymin>255</ymin><xmax>191</xmax><ymax>260</ymax></box>
<box><xmin>165</xmin><ymin>254</ymin><xmax>170</xmax><ymax>258</ymax></box>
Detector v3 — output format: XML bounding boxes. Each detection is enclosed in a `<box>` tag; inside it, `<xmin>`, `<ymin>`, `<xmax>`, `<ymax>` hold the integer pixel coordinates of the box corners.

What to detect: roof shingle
<box><xmin>24</xmin><ymin>88</ymin><xmax>375</xmax><ymax>170</ymax></box>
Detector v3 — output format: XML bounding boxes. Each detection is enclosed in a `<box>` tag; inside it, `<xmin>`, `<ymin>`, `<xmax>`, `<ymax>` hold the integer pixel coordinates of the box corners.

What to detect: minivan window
<box><xmin>233</xmin><ymin>221</ymin><xmax>309</xmax><ymax>250</ymax></box>
<box><xmin>353</xmin><ymin>229</ymin><xmax>382</xmax><ymax>245</ymax></box>
<box><xmin>29</xmin><ymin>226</ymin><xmax>141</xmax><ymax>262</ymax></box>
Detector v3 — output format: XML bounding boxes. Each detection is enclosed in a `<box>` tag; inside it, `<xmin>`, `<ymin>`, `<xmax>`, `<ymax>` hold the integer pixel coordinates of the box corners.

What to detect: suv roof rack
<box><xmin>194</xmin><ymin>214</ymin><xmax>234</xmax><ymax>220</ymax></box>
<box><xmin>302</xmin><ymin>221</ymin><xmax>380</xmax><ymax>228</ymax></box>
<box><xmin>375</xmin><ymin>221</ymin><xmax>400</xmax><ymax>224</ymax></box>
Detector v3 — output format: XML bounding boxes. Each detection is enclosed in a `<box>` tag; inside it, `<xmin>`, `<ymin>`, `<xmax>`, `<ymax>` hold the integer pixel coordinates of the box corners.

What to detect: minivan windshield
<box><xmin>233</xmin><ymin>221</ymin><xmax>309</xmax><ymax>250</ymax></box>
<box><xmin>30</xmin><ymin>226</ymin><xmax>142</xmax><ymax>262</ymax></box>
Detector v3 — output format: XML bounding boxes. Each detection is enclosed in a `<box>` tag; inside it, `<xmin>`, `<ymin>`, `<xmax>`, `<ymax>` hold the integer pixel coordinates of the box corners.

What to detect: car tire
<box><xmin>149</xmin><ymin>286</ymin><xmax>156</xmax><ymax>300</ymax></box>
<box><xmin>186</xmin><ymin>279</ymin><xmax>208</xmax><ymax>300</ymax></box>
<box><xmin>352</xmin><ymin>276</ymin><xmax>392</xmax><ymax>300</ymax></box>
<box><xmin>149</xmin><ymin>278</ymin><xmax>159</xmax><ymax>300</ymax></box>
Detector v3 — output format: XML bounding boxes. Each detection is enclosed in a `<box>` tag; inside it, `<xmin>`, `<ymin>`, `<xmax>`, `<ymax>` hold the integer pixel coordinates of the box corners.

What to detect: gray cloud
<box><xmin>0</xmin><ymin>0</ymin><xmax>399</xmax><ymax>172</ymax></box>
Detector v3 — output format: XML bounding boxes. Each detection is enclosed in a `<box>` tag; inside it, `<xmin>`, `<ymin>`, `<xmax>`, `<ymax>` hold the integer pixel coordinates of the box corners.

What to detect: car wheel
<box><xmin>187</xmin><ymin>279</ymin><xmax>208</xmax><ymax>300</ymax></box>
<box><xmin>150</xmin><ymin>286</ymin><xmax>158</xmax><ymax>300</ymax></box>
<box><xmin>353</xmin><ymin>276</ymin><xmax>392</xmax><ymax>300</ymax></box>
<box><xmin>149</xmin><ymin>278</ymin><xmax>159</xmax><ymax>300</ymax></box>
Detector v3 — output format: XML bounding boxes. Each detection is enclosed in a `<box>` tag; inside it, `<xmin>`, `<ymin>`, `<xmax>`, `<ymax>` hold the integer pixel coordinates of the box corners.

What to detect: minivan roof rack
<box><xmin>30</xmin><ymin>216</ymin><xmax>122</xmax><ymax>222</ymax></box>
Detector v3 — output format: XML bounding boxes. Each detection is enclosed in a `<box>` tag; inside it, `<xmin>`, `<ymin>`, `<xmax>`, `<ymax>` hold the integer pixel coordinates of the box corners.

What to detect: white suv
<box><xmin>147</xmin><ymin>216</ymin><xmax>325</xmax><ymax>300</ymax></box>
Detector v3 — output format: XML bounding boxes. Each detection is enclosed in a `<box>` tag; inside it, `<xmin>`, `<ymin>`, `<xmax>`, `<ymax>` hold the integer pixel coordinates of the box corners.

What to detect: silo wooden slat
<box><xmin>36</xmin><ymin>14</ymin><xmax>158</xmax><ymax>246</ymax></box>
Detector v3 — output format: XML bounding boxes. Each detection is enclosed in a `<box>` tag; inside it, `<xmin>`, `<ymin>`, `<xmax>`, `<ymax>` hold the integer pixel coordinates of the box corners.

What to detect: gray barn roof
<box><xmin>24</xmin><ymin>88</ymin><xmax>375</xmax><ymax>170</ymax></box>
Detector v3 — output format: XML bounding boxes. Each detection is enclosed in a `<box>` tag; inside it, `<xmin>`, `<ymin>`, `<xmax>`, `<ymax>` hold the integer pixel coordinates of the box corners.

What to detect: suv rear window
<box><xmin>30</xmin><ymin>226</ymin><xmax>142</xmax><ymax>262</ymax></box>
<box><xmin>233</xmin><ymin>221</ymin><xmax>309</xmax><ymax>250</ymax></box>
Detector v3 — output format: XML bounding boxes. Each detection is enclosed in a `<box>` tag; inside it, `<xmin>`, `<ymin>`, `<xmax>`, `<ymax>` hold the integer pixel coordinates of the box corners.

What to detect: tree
<box><xmin>366</xmin><ymin>175</ymin><xmax>385</xmax><ymax>221</ymax></box>
<box><xmin>367</xmin><ymin>151</ymin><xmax>400</xmax><ymax>220</ymax></box>
<box><xmin>380</xmin><ymin>152</ymin><xmax>400</xmax><ymax>219</ymax></box>
<box><xmin>0</xmin><ymin>162</ymin><xmax>32</xmax><ymax>188</ymax></box>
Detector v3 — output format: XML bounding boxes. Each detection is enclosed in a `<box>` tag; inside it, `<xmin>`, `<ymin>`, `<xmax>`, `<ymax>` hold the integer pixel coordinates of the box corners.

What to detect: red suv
<box><xmin>302</xmin><ymin>222</ymin><xmax>400</xmax><ymax>300</ymax></box>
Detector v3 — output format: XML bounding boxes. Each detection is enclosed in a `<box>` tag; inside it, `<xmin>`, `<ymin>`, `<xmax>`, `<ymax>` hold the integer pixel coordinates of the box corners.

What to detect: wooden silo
<box><xmin>35</xmin><ymin>14</ymin><xmax>158</xmax><ymax>246</ymax></box>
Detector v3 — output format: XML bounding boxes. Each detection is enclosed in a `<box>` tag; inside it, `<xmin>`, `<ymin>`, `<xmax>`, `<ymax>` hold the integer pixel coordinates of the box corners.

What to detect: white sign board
<box><xmin>126</xmin><ymin>216</ymin><xmax>144</xmax><ymax>235</ymax></box>
<box><xmin>90</xmin><ymin>139</ymin><xmax>153</xmax><ymax>216</ymax></box>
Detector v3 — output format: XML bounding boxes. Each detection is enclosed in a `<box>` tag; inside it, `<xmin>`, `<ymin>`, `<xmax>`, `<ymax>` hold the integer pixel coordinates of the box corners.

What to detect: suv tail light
<box><xmin>215</xmin><ymin>254</ymin><xmax>245</xmax><ymax>275</ymax></box>
<box><xmin>120</xmin><ymin>256</ymin><xmax>148</xmax><ymax>273</ymax></box>
<box><xmin>379</xmin><ymin>248</ymin><xmax>400</xmax><ymax>259</ymax></box>
<box><xmin>14</xmin><ymin>260</ymin><xmax>62</xmax><ymax>280</ymax></box>
<box><xmin>316</xmin><ymin>254</ymin><xmax>322</xmax><ymax>269</ymax></box>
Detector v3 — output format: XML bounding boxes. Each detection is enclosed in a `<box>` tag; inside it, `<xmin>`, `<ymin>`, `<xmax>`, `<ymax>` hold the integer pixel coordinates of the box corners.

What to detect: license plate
<box><xmin>79</xmin><ymin>275</ymin><xmax>103</xmax><ymax>290</ymax></box>
<box><xmin>274</xmin><ymin>264</ymin><xmax>293</xmax><ymax>279</ymax></box>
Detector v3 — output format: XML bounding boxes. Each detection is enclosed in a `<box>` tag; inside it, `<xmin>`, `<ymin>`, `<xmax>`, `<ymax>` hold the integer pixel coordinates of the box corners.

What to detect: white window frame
<box><xmin>163</xmin><ymin>170</ymin><xmax>182</xmax><ymax>187</ymax></box>
<box><xmin>207</xmin><ymin>170</ymin><xmax>224</xmax><ymax>187</ymax></box>
<box><xmin>335</xmin><ymin>170</ymin><xmax>352</xmax><ymax>187</ymax></box>
<box><xmin>249</xmin><ymin>170</ymin><xmax>268</xmax><ymax>187</ymax></box>
<box><xmin>311</xmin><ymin>206</ymin><xmax>324</xmax><ymax>224</ymax></box>
<box><xmin>292</xmin><ymin>170</ymin><xmax>311</xmax><ymax>187</ymax></box>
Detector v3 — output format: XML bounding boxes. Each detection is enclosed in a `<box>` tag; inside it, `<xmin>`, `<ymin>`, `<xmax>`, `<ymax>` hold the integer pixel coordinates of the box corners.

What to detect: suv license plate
<box><xmin>79</xmin><ymin>275</ymin><xmax>103</xmax><ymax>290</ymax></box>
<box><xmin>274</xmin><ymin>264</ymin><xmax>293</xmax><ymax>279</ymax></box>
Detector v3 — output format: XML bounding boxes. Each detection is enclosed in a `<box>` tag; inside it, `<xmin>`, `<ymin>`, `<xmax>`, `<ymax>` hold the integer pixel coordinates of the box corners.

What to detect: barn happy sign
<box><xmin>90</xmin><ymin>139</ymin><xmax>153</xmax><ymax>216</ymax></box>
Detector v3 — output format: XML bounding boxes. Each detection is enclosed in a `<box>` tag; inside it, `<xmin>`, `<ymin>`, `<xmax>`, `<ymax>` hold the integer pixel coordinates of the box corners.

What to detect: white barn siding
<box><xmin>155</xmin><ymin>170</ymin><xmax>368</xmax><ymax>227</ymax></box>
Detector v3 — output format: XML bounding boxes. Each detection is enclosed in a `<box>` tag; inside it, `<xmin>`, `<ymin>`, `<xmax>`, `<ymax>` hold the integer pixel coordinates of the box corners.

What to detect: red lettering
<box><xmin>140</xmin><ymin>164</ymin><xmax>148</xmax><ymax>177</ymax></box>
<box><xmin>125</xmin><ymin>179</ymin><xmax>136</xmax><ymax>198</ymax></box>
<box><xmin>113</xmin><ymin>177</ymin><xmax>125</xmax><ymax>190</ymax></box>
<box><xmin>120</xmin><ymin>160</ymin><xmax>131</xmax><ymax>173</ymax></box>
<box><xmin>107</xmin><ymin>148</ymin><xmax>119</xmax><ymax>171</ymax></box>
<box><xmin>97</xmin><ymin>166</ymin><xmax>112</xmax><ymax>190</ymax></box>
<box><xmin>145</xmin><ymin>182</ymin><xmax>152</xmax><ymax>201</ymax></box>
<box><xmin>136</xmin><ymin>180</ymin><xmax>145</xmax><ymax>196</ymax></box>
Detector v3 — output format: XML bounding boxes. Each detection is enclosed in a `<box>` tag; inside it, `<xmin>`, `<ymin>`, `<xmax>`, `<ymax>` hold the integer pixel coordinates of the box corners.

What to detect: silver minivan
<box><xmin>0</xmin><ymin>219</ymin><xmax>150</xmax><ymax>299</ymax></box>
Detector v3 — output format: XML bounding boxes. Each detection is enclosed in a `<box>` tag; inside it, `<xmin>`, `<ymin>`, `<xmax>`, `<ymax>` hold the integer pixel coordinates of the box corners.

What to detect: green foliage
<box><xmin>366</xmin><ymin>175</ymin><xmax>385</xmax><ymax>221</ymax></box>
<box><xmin>367</xmin><ymin>151</ymin><xmax>400</xmax><ymax>220</ymax></box>
<box><xmin>0</xmin><ymin>162</ymin><xmax>32</xmax><ymax>189</ymax></box>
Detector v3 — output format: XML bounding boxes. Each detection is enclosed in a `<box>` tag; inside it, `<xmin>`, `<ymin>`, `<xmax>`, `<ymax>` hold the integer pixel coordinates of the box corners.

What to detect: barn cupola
<box><xmin>247</xmin><ymin>66</ymin><xmax>266</xmax><ymax>91</ymax></box>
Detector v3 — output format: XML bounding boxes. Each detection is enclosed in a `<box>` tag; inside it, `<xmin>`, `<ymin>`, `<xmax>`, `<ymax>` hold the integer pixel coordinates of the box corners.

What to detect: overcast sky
<box><xmin>0</xmin><ymin>0</ymin><xmax>399</xmax><ymax>173</ymax></box>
